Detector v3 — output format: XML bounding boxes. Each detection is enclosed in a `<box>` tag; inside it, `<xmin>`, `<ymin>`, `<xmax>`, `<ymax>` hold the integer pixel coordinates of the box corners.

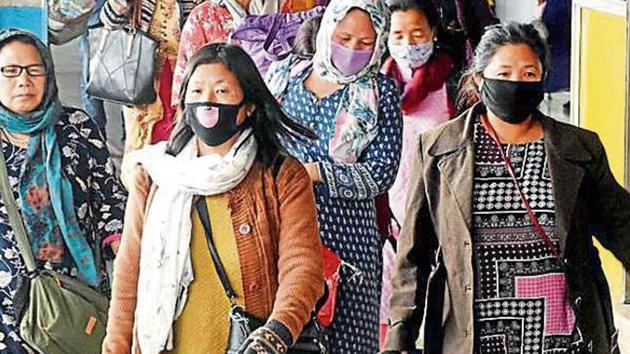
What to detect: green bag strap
<box><xmin>0</xmin><ymin>144</ymin><xmax>37</xmax><ymax>273</ymax></box>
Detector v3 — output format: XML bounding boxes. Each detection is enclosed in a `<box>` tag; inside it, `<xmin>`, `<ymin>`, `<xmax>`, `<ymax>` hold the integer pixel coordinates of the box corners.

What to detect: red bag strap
<box><xmin>480</xmin><ymin>116</ymin><xmax>563</xmax><ymax>262</ymax></box>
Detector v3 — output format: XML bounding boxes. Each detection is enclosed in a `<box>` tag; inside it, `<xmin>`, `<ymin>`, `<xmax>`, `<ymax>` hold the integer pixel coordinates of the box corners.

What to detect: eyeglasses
<box><xmin>0</xmin><ymin>65</ymin><xmax>46</xmax><ymax>78</ymax></box>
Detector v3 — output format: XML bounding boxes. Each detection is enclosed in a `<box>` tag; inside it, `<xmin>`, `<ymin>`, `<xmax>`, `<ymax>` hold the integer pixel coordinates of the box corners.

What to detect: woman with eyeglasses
<box><xmin>385</xmin><ymin>22</ymin><xmax>630</xmax><ymax>354</ymax></box>
<box><xmin>0</xmin><ymin>29</ymin><xmax>126</xmax><ymax>353</ymax></box>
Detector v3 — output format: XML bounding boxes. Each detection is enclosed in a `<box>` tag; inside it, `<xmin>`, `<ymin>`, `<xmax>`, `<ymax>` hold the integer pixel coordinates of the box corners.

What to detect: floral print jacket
<box><xmin>0</xmin><ymin>108</ymin><xmax>126</xmax><ymax>353</ymax></box>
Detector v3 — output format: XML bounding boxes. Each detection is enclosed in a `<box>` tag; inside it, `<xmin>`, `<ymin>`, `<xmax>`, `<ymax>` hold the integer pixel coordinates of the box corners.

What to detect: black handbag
<box><xmin>86</xmin><ymin>0</ymin><xmax>157</xmax><ymax>105</ymax></box>
<box><xmin>195</xmin><ymin>198</ymin><xmax>328</xmax><ymax>354</ymax></box>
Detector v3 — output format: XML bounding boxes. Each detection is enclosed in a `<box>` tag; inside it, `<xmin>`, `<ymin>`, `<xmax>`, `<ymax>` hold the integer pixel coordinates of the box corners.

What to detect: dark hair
<box><xmin>167</xmin><ymin>43</ymin><xmax>316</xmax><ymax>165</ymax></box>
<box><xmin>388</xmin><ymin>0</ymin><xmax>440</xmax><ymax>31</ymax></box>
<box><xmin>456</xmin><ymin>22</ymin><xmax>551</xmax><ymax>113</ymax></box>
<box><xmin>0</xmin><ymin>31</ymin><xmax>58</xmax><ymax>111</ymax></box>
<box><xmin>0</xmin><ymin>34</ymin><xmax>39</xmax><ymax>53</ymax></box>
<box><xmin>293</xmin><ymin>16</ymin><xmax>322</xmax><ymax>59</ymax></box>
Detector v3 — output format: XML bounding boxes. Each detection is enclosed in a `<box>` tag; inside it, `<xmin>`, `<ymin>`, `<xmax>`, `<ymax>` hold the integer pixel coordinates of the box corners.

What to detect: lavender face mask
<box><xmin>330</xmin><ymin>41</ymin><xmax>374</xmax><ymax>76</ymax></box>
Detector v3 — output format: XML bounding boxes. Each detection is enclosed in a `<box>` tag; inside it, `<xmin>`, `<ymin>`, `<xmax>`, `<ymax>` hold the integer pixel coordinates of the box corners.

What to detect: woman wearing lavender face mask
<box><xmin>266</xmin><ymin>0</ymin><xmax>403</xmax><ymax>352</ymax></box>
<box><xmin>379</xmin><ymin>0</ymin><xmax>456</xmax><ymax>346</ymax></box>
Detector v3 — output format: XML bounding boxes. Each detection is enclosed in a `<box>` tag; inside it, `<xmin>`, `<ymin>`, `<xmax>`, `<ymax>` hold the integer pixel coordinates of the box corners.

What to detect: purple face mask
<box><xmin>330</xmin><ymin>41</ymin><xmax>374</xmax><ymax>76</ymax></box>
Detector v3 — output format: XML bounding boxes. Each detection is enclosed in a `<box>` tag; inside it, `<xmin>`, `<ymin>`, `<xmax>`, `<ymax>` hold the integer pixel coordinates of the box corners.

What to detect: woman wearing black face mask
<box><xmin>384</xmin><ymin>22</ymin><xmax>630</xmax><ymax>354</ymax></box>
<box><xmin>103</xmin><ymin>43</ymin><xmax>324</xmax><ymax>354</ymax></box>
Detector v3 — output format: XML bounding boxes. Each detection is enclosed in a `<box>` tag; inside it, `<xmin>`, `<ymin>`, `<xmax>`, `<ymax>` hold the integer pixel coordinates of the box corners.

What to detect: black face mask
<box><xmin>480</xmin><ymin>77</ymin><xmax>544</xmax><ymax>124</ymax></box>
<box><xmin>185</xmin><ymin>101</ymin><xmax>247</xmax><ymax>146</ymax></box>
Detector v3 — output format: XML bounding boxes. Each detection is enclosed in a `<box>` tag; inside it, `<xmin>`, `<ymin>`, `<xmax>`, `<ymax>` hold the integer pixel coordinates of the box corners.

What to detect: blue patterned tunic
<box><xmin>0</xmin><ymin>108</ymin><xmax>126</xmax><ymax>353</ymax></box>
<box><xmin>280</xmin><ymin>72</ymin><xmax>402</xmax><ymax>353</ymax></box>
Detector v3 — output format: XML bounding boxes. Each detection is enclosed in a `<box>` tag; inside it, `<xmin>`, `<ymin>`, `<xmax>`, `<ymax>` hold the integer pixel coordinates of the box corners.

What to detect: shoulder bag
<box><xmin>0</xmin><ymin>143</ymin><xmax>109</xmax><ymax>354</ymax></box>
<box><xmin>195</xmin><ymin>197</ymin><xmax>327</xmax><ymax>353</ymax></box>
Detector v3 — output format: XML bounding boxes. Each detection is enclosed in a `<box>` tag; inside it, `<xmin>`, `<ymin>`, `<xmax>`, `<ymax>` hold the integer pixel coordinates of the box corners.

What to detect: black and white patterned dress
<box><xmin>472</xmin><ymin>118</ymin><xmax>584</xmax><ymax>353</ymax></box>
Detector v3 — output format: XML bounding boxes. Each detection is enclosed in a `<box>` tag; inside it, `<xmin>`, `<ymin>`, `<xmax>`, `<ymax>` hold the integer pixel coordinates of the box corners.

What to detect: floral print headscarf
<box><xmin>266</xmin><ymin>0</ymin><xmax>390</xmax><ymax>163</ymax></box>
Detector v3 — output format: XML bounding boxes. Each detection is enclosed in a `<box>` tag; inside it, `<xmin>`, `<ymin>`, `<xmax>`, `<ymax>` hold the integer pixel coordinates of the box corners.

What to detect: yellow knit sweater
<box><xmin>170</xmin><ymin>195</ymin><xmax>244</xmax><ymax>353</ymax></box>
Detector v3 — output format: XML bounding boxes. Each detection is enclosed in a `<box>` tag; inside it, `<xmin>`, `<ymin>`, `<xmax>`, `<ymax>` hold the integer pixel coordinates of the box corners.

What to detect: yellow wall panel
<box><xmin>578</xmin><ymin>8</ymin><xmax>627</xmax><ymax>300</ymax></box>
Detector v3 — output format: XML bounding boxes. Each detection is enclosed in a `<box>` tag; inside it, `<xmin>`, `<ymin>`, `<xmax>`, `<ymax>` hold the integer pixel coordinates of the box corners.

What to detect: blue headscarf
<box><xmin>0</xmin><ymin>29</ymin><xmax>98</xmax><ymax>286</ymax></box>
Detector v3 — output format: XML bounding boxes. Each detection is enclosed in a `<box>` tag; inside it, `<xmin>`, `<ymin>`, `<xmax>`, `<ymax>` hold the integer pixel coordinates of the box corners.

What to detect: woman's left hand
<box><xmin>304</xmin><ymin>163</ymin><xmax>321</xmax><ymax>183</ymax></box>
<box><xmin>238</xmin><ymin>326</ymin><xmax>289</xmax><ymax>354</ymax></box>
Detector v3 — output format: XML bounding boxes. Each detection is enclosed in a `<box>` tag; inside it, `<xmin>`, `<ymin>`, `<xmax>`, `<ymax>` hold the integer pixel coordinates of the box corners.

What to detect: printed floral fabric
<box><xmin>172</xmin><ymin>0</ymin><xmax>316</xmax><ymax>107</ymax></box>
<box><xmin>172</xmin><ymin>2</ymin><xmax>237</xmax><ymax>107</ymax></box>
<box><xmin>0</xmin><ymin>109</ymin><xmax>126</xmax><ymax>353</ymax></box>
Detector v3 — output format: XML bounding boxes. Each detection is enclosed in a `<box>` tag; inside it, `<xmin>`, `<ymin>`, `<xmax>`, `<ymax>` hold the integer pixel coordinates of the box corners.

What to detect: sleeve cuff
<box><xmin>318</xmin><ymin>162</ymin><xmax>338</xmax><ymax>199</ymax></box>
<box><xmin>101</xmin><ymin>233</ymin><xmax>122</xmax><ymax>248</ymax></box>
<box><xmin>383</xmin><ymin>320</ymin><xmax>418</xmax><ymax>351</ymax></box>
<box><xmin>265</xmin><ymin>319</ymin><xmax>294</xmax><ymax>347</ymax></box>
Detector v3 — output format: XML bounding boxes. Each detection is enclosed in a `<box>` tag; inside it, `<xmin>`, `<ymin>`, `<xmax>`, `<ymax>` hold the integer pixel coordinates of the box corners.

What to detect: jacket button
<box><xmin>465</xmin><ymin>285</ymin><xmax>472</xmax><ymax>292</ymax></box>
<box><xmin>239</xmin><ymin>223</ymin><xmax>251</xmax><ymax>235</ymax></box>
<box><xmin>249</xmin><ymin>283</ymin><xmax>260</xmax><ymax>291</ymax></box>
<box><xmin>574</xmin><ymin>296</ymin><xmax>583</xmax><ymax>308</ymax></box>
<box><xmin>464</xmin><ymin>241</ymin><xmax>471</xmax><ymax>247</ymax></box>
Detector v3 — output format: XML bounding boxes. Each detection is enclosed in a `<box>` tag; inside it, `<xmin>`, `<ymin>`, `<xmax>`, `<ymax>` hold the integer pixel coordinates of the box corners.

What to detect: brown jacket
<box><xmin>385</xmin><ymin>104</ymin><xmax>630</xmax><ymax>354</ymax></box>
<box><xmin>102</xmin><ymin>157</ymin><xmax>324</xmax><ymax>353</ymax></box>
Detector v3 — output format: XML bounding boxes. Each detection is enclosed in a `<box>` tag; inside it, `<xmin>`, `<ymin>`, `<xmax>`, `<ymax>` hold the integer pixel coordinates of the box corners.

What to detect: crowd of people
<box><xmin>0</xmin><ymin>0</ymin><xmax>627</xmax><ymax>353</ymax></box>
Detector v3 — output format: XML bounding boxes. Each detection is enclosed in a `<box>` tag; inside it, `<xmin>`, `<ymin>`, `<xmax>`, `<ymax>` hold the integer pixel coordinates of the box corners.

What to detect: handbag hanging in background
<box><xmin>230</xmin><ymin>6</ymin><xmax>325</xmax><ymax>76</ymax></box>
<box><xmin>48</xmin><ymin>0</ymin><xmax>96</xmax><ymax>45</ymax></box>
<box><xmin>86</xmin><ymin>0</ymin><xmax>158</xmax><ymax>105</ymax></box>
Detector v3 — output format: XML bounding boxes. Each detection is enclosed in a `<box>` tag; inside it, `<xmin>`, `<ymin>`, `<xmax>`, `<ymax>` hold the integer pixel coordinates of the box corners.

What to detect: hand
<box><xmin>238</xmin><ymin>326</ymin><xmax>289</xmax><ymax>354</ymax></box>
<box><xmin>120</xmin><ymin>153</ymin><xmax>148</xmax><ymax>191</ymax></box>
<box><xmin>123</xmin><ymin>164</ymin><xmax>149</xmax><ymax>193</ymax></box>
<box><xmin>303</xmin><ymin>163</ymin><xmax>321</xmax><ymax>183</ymax></box>
<box><xmin>110</xmin><ymin>240</ymin><xmax>120</xmax><ymax>255</ymax></box>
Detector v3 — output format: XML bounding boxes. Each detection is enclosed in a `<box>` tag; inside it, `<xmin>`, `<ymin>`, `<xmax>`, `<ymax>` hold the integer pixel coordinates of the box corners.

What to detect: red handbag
<box><xmin>316</xmin><ymin>194</ymin><xmax>393</xmax><ymax>327</ymax></box>
<box><xmin>317</xmin><ymin>245</ymin><xmax>341</xmax><ymax>327</ymax></box>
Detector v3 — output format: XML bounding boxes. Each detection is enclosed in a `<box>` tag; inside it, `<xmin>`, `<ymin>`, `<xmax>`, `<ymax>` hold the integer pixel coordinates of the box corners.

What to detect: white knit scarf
<box><xmin>131</xmin><ymin>130</ymin><xmax>258</xmax><ymax>354</ymax></box>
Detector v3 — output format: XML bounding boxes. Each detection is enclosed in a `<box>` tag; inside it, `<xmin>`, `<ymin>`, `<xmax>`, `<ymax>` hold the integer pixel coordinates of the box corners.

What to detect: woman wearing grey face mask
<box><xmin>385</xmin><ymin>22</ymin><xmax>630</xmax><ymax>354</ymax></box>
<box><xmin>378</xmin><ymin>0</ymin><xmax>455</xmax><ymax>346</ymax></box>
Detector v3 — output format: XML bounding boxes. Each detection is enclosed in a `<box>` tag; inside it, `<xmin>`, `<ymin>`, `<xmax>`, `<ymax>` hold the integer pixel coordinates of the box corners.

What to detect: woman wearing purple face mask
<box><xmin>266</xmin><ymin>0</ymin><xmax>402</xmax><ymax>352</ymax></box>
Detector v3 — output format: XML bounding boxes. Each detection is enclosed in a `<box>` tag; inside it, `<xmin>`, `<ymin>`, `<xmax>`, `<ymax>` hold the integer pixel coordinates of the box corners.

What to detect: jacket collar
<box><xmin>429</xmin><ymin>102</ymin><xmax>593</xmax><ymax>255</ymax></box>
<box><xmin>428</xmin><ymin>103</ymin><xmax>594</xmax><ymax>163</ymax></box>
